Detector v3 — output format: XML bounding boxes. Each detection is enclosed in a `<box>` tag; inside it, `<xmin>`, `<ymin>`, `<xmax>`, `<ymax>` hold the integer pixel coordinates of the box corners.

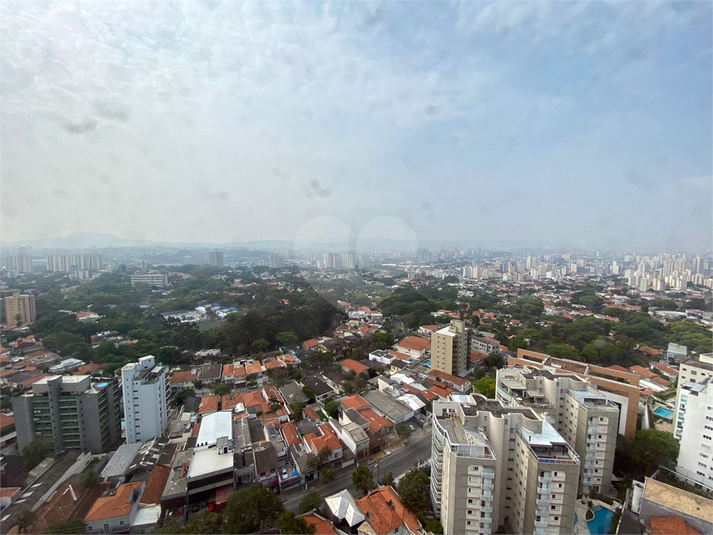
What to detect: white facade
<box><xmin>121</xmin><ymin>355</ymin><xmax>168</xmax><ymax>444</ymax></box>
<box><xmin>675</xmin><ymin>377</ymin><xmax>713</xmax><ymax>493</ymax></box>
<box><xmin>674</xmin><ymin>353</ymin><xmax>713</xmax><ymax>439</ymax></box>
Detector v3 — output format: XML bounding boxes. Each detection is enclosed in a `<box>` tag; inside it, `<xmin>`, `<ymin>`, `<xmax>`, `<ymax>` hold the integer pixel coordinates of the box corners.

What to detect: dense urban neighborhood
<box><xmin>0</xmin><ymin>247</ymin><xmax>712</xmax><ymax>535</ymax></box>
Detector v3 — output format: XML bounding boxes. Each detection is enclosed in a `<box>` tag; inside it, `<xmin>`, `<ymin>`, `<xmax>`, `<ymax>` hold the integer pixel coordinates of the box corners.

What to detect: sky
<box><xmin>2</xmin><ymin>0</ymin><xmax>711</xmax><ymax>251</ymax></box>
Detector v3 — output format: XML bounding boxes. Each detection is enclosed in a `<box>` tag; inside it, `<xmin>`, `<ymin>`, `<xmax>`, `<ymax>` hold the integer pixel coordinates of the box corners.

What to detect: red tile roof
<box><xmin>302</xmin><ymin>513</ymin><xmax>338</xmax><ymax>535</ymax></box>
<box><xmin>0</xmin><ymin>413</ymin><xmax>15</xmax><ymax>429</ymax></box>
<box><xmin>608</xmin><ymin>365</ymin><xmax>629</xmax><ymax>373</ymax></box>
<box><xmin>222</xmin><ymin>393</ymin><xmax>244</xmax><ymax>410</ymax></box>
<box><xmin>397</xmin><ymin>336</ymin><xmax>430</xmax><ymax>352</ymax></box>
<box><xmin>650</xmin><ymin>362</ymin><xmax>678</xmax><ymax>376</ymax></box>
<box><xmin>650</xmin><ymin>516</ymin><xmax>702</xmax><ymax>535</ymax></box>
<box><xmin>139</xmin><ymin>464</ymin><xmax>171</xmax><ymax>505</ymax></box>
<box><xmin>85</xmin><ymin>481</ymin><xmax>143</xmax><ymax>522</ymax></box>
<box><xmin>303</xmin><ymin>339</ymin><xmax>320</xmax><ymax>349</ymax></box>
<box><xmin>246</xmin><ymin>361</ymin><xmax>264</xmax><ymax>375</ymax></box>
<box><xmin>629</xmin><ymin>365</ymin><xmax>658</xmax><ymax>380</ymax></box>
<box><xmin>198</xmin><ymin>396</ymin><xmax>219</xmax><ymax>414</ymax></box>
<box><xmin>357</xmin><ymin>486</ymin><xmax>421</xmax><ymax>535</ymax></box>
<box><xmin>428</xmin><ymin>369</ymin><xmax>469</xmax><ymax>387</ymax></box>
<box><xmin>342</xmin><ymin>395</ymin><xmax>369</xmax><ymax>411</ymax></box>
<box><xmin>75</xmin><ymin>363</ymin><xmax>108</xmax><ymax>375</ymax></box>
<box><xmin>341</xmin><ymin>359</ymin><xmax>369</xmax><ymax>375</ymax></box>
<box><xmin>222</xmin><ymin>364</ymin><xmax>234</xmax><ymax>376</ymax></box>
<box><xmin>243</xmin><ymin>390</ymin><xmax>265</xmax><ymax>407</ymax></box>
<box><xmin>360</xmin><ymin>408</ymin><xmax>393</xmax><ymax>434</ymax></box>
<box><xmin>303</xmin><ymin>407</ymin><xmax>320</xmax><ymax>421</ymax></box>
<box><xmin>170</xmin><ymin>370</ymin><xmax>199</xmax><ymax>384</ymax></box>
<box><xmin>282</xmin><ymin>421</ymin><xmax>302</xmax><ymax>446</ymax></box>
<box><xmin>641</xmin><ymin>345</ymin><xmax>664</xmax><ymax>356</ymax></box>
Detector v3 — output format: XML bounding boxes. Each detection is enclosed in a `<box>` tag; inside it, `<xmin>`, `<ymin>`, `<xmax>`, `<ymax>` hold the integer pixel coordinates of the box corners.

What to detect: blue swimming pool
<box><xmin>423</xmin><ymin>360</ymin><xmax>431</xmax><ymax>367</ymax></box>
<box><xmin>653</xmin><ymin>407</ymin><xmax>674</xmax><ymax>419</ymax></box>
<box><xmin>588</xmin><ymin>506</ymin><xmax>615</xmax><ymax>535</ymax></box>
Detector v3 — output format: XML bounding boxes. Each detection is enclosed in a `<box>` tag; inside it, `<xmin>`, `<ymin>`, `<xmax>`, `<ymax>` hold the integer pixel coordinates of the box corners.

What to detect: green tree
<box><xmin>80</xmin><ymin>469</ymin><xmax>100</xmax><ymax>491</ymax></box>
<box><xmin>252</xmin><ymin>338</ymin><xmax>271</xmax><ymax>353</ymax></box>
<box><xmin>302</xmin><ymin>386</ymin><xmax>316</xmax><ymax>403</ymax></box>
<box><xmin>397</xmin><ymin>468</ymin><xmax>430</xmax><ymax>520</ymax></box>
<box><xmin>278</xmin><ymin>512</ymin><xmax>316</xmax><ymax>535</ymax></box>
<box><xmin>352</xmin><ymin>466</ymin><xmax>375</xmax><ymax>495</ymax></box>
<box><xmin>172</xmin><ymin>388</ymin><xmax>196</xmax><ymax>406</ymax></box>
<box><xmin>424</xmin><ymin>520</ymin><xmax>444</xmax><ymax>534</ymax></box>
<box><xmin>483</xmin><ymin>354</ymin><xmax>504</xmax><ymax>370</ymax></box>
<box><xmin>298</xmin><ymin>491</ymin><xmax>324</xmax><ymax>514</ymax></box>
<box><xmin>473</xmin><ymin>376</ymin><xmax>495</xmax><ymax>398</ymax></box>
<box><xmin>224</xmin><ymin>485</ymin><xmax>285</xmax><ymax>533</ymax></box>
<box><xmin>371</xmin><ymin>332</ymin><xmax>395</xmax><ymax>350</ymax></box>
<box><xmin>635</xmin><ymin>429</ymin><xmax>680</xmax><ymax>470</ymax></box>
<box><xmin>214</xmin><ymin>383</ymin><xmax>231</xmax><ymax>396</ymax></box>
<box><xmin>17</xmin><ymin>510</ymin><xmax>36</xmax><ymax>533</ymax></box>
<box><xmin>381</xmin><ymin>471</ymin><xmax>395</xmax><ymax>488</ymax></box>
<box><xmin>44</xmin><ymin>519</ymin><xmax>86</xmax><ymax>534</ymax></box>
<box><xmin>308</xmin><ymin>446</ymin><xmax>332</xmax><ymax>471</ymax></box>
<box><xmin>324</xmin><ymin>399</ymin><xmax>340</xmax><ymax>419</ymax></box>
<box><xmin>395</xmin><ymin>423</ymin><xmax>412</xmax><ymax>441</ymax></box>
<box><xmin>320</xmin><ymin>468</ymin><xmax>335</xmax><ymax>482</ymax></box>
<box><xmin>276</xmin><ymin>331</ymin><xmax>299</xmax><ymax>345</ymax></box>
<box><xmin>23</xmin><ymin>438</ymin><xmax>52</xmax><ymax>471</ymax></box>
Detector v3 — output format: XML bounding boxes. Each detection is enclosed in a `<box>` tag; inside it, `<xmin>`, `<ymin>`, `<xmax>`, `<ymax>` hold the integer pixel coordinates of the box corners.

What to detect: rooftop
<box><xmin>643</xmin><ymin>477</ymin><xmax>713</xmax><ymax>522</ymax></box>
<box><xmin>85</xmin><ymin>481</ymin><xmax>143</xmax><ymax>522</ymax></box>
<box><xmin>357</xmin><ymin>486</ymin><xmax>422</xmax><ymax>535</ymax></box>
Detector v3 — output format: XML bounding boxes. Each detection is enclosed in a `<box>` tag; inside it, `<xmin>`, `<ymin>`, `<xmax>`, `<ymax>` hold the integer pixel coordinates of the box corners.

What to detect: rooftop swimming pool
<box><xmin>653</xmin><ymin>407</ymin><xmax>674</xmax><ymax>419</ymax></box>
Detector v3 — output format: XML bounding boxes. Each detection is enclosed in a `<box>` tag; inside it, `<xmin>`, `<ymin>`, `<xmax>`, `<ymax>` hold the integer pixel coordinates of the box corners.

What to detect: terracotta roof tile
<box><xmin>85</xmin><ymin>481</ymin><xmax>143</xmax><ymax>522</ymax></box>
<box><xmin>139</xmin><ymin>464</ymin><xmax>171</xmax><ymax>505</ymax></box>
<box><xmin>357</xmin><ymin>486</ymin><xmax>421</xmax><ymax>535</ymax></box>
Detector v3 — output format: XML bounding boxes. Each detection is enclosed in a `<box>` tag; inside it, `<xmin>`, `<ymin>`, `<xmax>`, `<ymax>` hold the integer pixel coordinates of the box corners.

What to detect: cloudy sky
<box><xmin>2</xmin><ymin>1</ymin><xmax>711</xmax><ymax>250</ymax></box>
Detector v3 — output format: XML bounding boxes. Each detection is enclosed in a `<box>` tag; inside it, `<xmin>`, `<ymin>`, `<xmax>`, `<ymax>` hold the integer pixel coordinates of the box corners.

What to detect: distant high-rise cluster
<box><xmin>46</xmin><ymin>252</ymin><xmax>102</xmax><ymax>272</ymax></box>
<box><xmin>209</xmin><ymin>250</ymin><xmax>225</xmax><ymax>268</ymax></box>
<box><xmin>4</xmin><ymin>247</ymin><xmax>34</xmax><ymax>273</ymax></box>
<box><xmin>316</xmin><ymin>252</ymin><xmax>370</xmax><ymax>270</ymax></box>
<box><xmin>623</xmin><ymin>253</ymin><xmax>710</xmax><ymax>291</ymax></box>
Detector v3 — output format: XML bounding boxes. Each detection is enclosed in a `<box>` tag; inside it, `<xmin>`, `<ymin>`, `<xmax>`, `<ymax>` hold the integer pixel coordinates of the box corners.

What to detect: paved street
<box><xmin>281</xmin><ymin>424</ymin><xmax>433</xmax><ymax>512</ymax></box>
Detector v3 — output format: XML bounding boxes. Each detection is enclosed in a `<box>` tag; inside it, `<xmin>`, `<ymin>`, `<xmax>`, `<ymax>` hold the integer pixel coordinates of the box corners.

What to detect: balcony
<box><xmin>482</xmin><ymin>506</ymin><xmax>493</xmax><ymax>514</ymax></box>
<box><xmin>536</xmin><ymin>498</ymin><xmax>550</xmax><ymax>507</ymax></box>
<box><xmin>535</xmin><ymin>520</ymin><xmax>548</xmax><ymax>529</ymax></box>
<box><xmin>538</xmin><ymin>476</ymin><xmax>551</xmax><ymax>484</ymax></box>
<box><xmin>483</xmin><ymin>482</ymin><xmax>494</xmax><ymax>491</ymax></box>
<box><xmin>483</xmin><ymin>472</ymin><xmax>495</xmax><ymax>480</ymax></box>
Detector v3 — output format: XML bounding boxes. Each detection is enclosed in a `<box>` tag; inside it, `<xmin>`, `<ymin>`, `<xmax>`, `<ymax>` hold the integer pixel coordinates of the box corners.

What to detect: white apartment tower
<box><xmin>674</xmin><ymin>353</ymin><xmax>713</xmax><ymax>439</ymax></box>
<box><xmin>675</xmin><ymin>377</ymin><xmax>713</xmax><ymax>493</ymax></box>
<box><xmin>121</xmin><ymin>355</ymin><xmax>169</xmax><ymax>444</ymax></box>
<box><xmin>431</xmin><ymin>394</ymin><xmax>580</xmax><ymax>535</ymax></box>
<box><xmin>431</xmin><ymin>319</ymin><xmax>469</xmax><ymax>376</ymax></box>
<box><xmin>495</xmin><ymin>367</ymin><xmax>618</xmax><ymax>494</ymax></box>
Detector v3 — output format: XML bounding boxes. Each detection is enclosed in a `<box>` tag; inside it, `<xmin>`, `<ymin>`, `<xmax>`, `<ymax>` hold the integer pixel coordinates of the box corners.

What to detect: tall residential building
<box><xmin>431</xmin><ymin>319</ymin><xmax>469</xmax><ymax>376</ymax></box>
<box><xmin>509</xmin><ymin>350</ymin><xmax>641</xmax><ymax>439</ymax></box>
<box><xmin>268</xmin><ymin>254</ymin><xmax>284</xmax><ymax>269</ymax></box>
<box><xmin>496</xmin><ymin>367</ymin><xmax>618</xmax><ymax>494</ymax></box>
<box><xmin>12</xmin><ymin>375</ymin><xmax>121</xmax><ymax>454</ymax></box>
<box><xmin>2</xmin><ymin>291</ymin><xmax>36</xmax><ymax>325</ymax></box>
<box><xmin>673</xmin><ymin>353</ymin><xmax>713</xmax><ymax>440</ymax></box>
<box><xmin>209</xmin><ymin>251</ymin><xmax>224</xmax><ymax>268</ymax></box>
<box><xmin>675</xmin><ymin>376</ymin><xmax>713</xmax><ymax>493</ymax></box>
<box><xmin>121</xmin><ymin>355</ymin><xmax>169</xmax><ymax>444</ymax></box>
<box><xmin>46</xmin><ymin>253</ymin><xmax>102</xmax><ymax>273</ymax></box>
<box><xmin>130</xmin><ymin>273</ymin><xmax>168</xmax><ymax>288</ymax></box>
<box><xmin>431</xmin><ymin>394</ymin><xmax>580</xmax><ymax>535</ymax></box>
<box><xmin>5</xmin><ymin>250</ymin><xmax>34</xmax><ymax>273</ymax></box>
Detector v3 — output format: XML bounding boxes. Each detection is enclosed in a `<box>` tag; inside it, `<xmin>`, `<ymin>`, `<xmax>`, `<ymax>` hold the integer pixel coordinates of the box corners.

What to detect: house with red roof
<box><xmin>170</xmin><ymin>368</ymin><xmax>199</xmax><ymax>391</ymax></box>
<box><xmin>356</xmin><ymin>486</ymin><xmax>422</xmax><ymax>535</ymax></box>
<box><xmin>341</xmin><ymin>359</ymin><xmax>370</xmax><ymax>376</ymax></box>
<box><xmin>84</xmin><ymin>481</ymin><xmax>144</xmax><ymax>533</ymax></box>
<box><xmin>395</xmin><ymin>337</ymin><xmax>430</xmax><ymax>358</ymax></box>
<box><xmin>303</xmin><ymin>338</ymin><xmax>320</xmax><ymax>351</ymax></box>
<box><xmin>427</xmin><ymin>370</ymin><xmax>472</xmax><ymax>393</ymax></box>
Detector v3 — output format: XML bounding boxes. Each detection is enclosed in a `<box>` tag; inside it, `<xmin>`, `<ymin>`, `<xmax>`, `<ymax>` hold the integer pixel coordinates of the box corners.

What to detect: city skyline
<box><xmin>2</xmin><ymin>1</ymin><xmax>711</xmax><ymax>249</ymax></box>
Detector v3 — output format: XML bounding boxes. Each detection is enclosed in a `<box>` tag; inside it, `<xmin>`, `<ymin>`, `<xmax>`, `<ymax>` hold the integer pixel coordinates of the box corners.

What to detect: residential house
<box><xmin>169</xmin><ymin>369</ymin><xmax>199</xmax><ymax>392</ymax></box>
<box><xmin>341</xmin><ymin>359</ymin><xmax>370</xmax><ymax>376</ymax></box>
<box><xmin>426</xmin><ymin>370</ymin><xmax>472</xmax><ymax>393</ymax></box>
<box><xmin>395</xmin><ymin>337</ymin><xmax>430</xmax><ymax>358</ymax></box>
<box><xmin>84</xmin><ymin>481</ymin><xmax>144</xmax><ymax>534</ymax></box>
<box><xmin>301</xmin><ymin>376</ymin><xmax>335</xmax><ymax>402</ymax></box>
<box><xmin>356</xmin><ymin>486</ymin><xmax>422</xmax><ymax>535</ymax></box>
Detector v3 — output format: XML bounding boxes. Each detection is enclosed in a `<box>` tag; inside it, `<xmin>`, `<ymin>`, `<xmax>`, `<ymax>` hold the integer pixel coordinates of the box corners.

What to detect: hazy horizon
<box><xmin>2</xmin><ymin>1</ymin><xmax>711</xmax><ymax>250</ymax></box>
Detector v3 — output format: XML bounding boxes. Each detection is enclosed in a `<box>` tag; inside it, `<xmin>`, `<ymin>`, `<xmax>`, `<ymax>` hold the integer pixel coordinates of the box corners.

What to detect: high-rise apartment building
<box><xmin>509</xmin><ymin>350</ymin><xmax>641</xmax><ymax>440</ymax></box>
<box><xmin>121</xmin><ymin>355</ymin><xmax>169</xmax><ymax>444</ymax></box>
<box><xmin>12</xmin><ymin>375</ymin><xmax>121</xmax><ymax>454</ymax></box>
<box><xmin>209</xmin><ymin>251</ymin><xmax>224</xmax><ymax>268</ymax></box>
<box><xmin>2</xmin><ymin>291</ymin><xmax>36</xmax><ymax>325</ymax></box>
<box><xmin>431</xmin><ymin>319</ymin><xmax>469</xmax><ymax>376</ymax></box>
<box><xmin>674</xmin><ymin>376</ymin><xmax>713</xmax><ymax>493</ymax></box>
<box><xmin>130</xmin><ymin>273</ymin><xmax>168</xmax><ymax>288</ymax></box>
<box><xmin>46</xmin><ymin>253</ymin><xmax>102</xmax><ymax>273</ymax></box>
<box><xmin>496</xmin><ymin>367</ymin><xmax>618</xmax><ymax>494</ymax></box>
<box><xmin>431</xmin><ymin>394</ymin><xmax>580</xmax><ymax>535</ymax></box>
<box><xmin>674</xmin><ymin>353</ymin><xmax>713</xmax><ymax>440</ymax></box>
<box><xmin>268</xmin><ymin>254</ymin><xmax>284</xmax><ymax>269</ymax></box>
